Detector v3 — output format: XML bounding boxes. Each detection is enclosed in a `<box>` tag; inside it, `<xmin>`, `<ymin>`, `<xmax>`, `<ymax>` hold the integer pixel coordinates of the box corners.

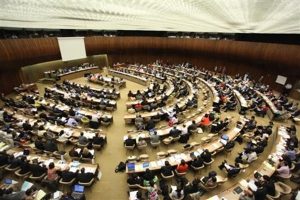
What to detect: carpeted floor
<box><xmin>31</xmin><ymin>72</ymin><xmax>300</xmax><ymax>200</ymax></box>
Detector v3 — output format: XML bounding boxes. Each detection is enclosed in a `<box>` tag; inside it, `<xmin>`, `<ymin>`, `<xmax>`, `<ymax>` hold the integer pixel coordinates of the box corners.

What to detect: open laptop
<box><xmin>71</xmin><ymin>184</ymin><xmax>85</xmax><ymax>200</ymax></box>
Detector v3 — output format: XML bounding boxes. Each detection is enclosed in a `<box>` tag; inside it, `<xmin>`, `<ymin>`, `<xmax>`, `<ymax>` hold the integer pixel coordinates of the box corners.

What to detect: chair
<box><xmin>150</xmin><ymin>140</ymin><xmax>161</xmax><ymax>148</ymax></box>
<box><xmin>128</xmin><ymin>183</ymin><xmax>139</xmax><ymax>189</ymax></box>
<box><xmin>77</xmin><ymin>143</ymin><xmax>88</xmax><ymax>148</ymax></box>
<box><xmin>199</xmin><ymin>180</ymin><xmax>218</xmax><ymax>191</ymax></box>
<box><xmin>190</xmin><ymin>128</ymin><xmax>198</xmax><ymax>135</ymax></box>
<box><xmin>190</xmin><ymin>165</ymin><xmax>204</xmax><ymax>172</ymax></box>
<box><xmin>92</xmin><ymin>144</ymin><xmax>102</xmax><ymax>151</ymax></box>
<box><xmin>29</xmin><ymin>173</ymin><xmax>46</xmax><ymax>182</ymax></box>
<box><xmin>128</xmin><ymin>108</ymin><xmax>136</xmax><ymax>114</ymax></box>
<box><xmin>101</xmin><ymin>120</ymin><xmax>111</xmax><ymax>127</ymax></box>
<box><xmin>106</xmin><ymin>106</ymin><xmax>114</xmax><ymax>111</ymax></box>
<box><xmin>157</xmin><ymin>152</ymin><xmax>168</xmax><ymax>159</ymax></box>
<box><xmin>15</xmin><ymin>169</ymin><xmax>31</xmax><ymax>179</ymax></box>
<box><xmin>78</xmin><ymin>178</ymin><xmax>95</xmax><ymax>187</ymax></box>
<box><xmin>163</xmin><ymin>137</ymin><xmax>173</xmax><ymax>145</ymax></box>
<box><xmin>175</xmin><ymin>170</ymin><xmax>187</xmax><ymax>176</ymax></box>
<box><xmin>204</xmin><ymin>158</ymin><xmax>215</xmax><ymax>168</ymax></box>
<box><xmin>137</xmin><ymin>143</ymin><xmax>147</xmax><ymax>150</ymax></box>
<box><xmin>5</xmin><ymin>165</ymin><xmax>20</xmax><ymax>173</ymax></box>
<box><xmin>139</xmin><ymin>154</ymin><xmax>149</xmax><ymax>162</ymax></box>
<box><xmin>81</xmin><ymin>117</ymin><xmax>90</xmax><ymax>126</ymax></box>
<box><xmin>127</xmin><ymin>156</ymin><xmax>137</xmax><ymax>163</ymax></box>
<box><xmin>124</xmin><ymin>144</ymin><xmax>136</xmax><ymax>150</ymax></box>
<box><xmin>59</xmin><ymin>178</ymin><xmax>76</xmax><ymax>192</ymax></box>
<box><xmin>266</xmin><ymin>189</ymin><xmax>281</xmax><ymax>199</ymax></box>
<box><xmin>167</xmin><ymin>149</ymin><xmax>177</xmax><ymax>155</ymax></box>
<box><xmin>0</xmin><ymin>164</ymin><xmax>8</xmax><ymax>170</ymax></box>
<box><xmin>172</xmin><ymin>136</ymin><xmax>181</xmax><ymax>143</ymax></box>
<box><xmin>161</xmin><ymin>171</ymin><xmax>175</xmax><ymax>180</ymax></box>
<box><xmin>81</xmin><ymin>157</ymin><xmax>93</xmax><ymax>163</ymax></box>
<box><xmin>275</xmin><ymin>181</ymin><xmax>292</xmax><ymax>194</ymax></box>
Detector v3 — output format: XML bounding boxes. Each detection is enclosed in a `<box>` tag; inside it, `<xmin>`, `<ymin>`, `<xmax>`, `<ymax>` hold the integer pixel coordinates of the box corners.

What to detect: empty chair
<box><xmin>139</xmin><ymin>154</ymin><xmax>149</xmax><ymax>162</ymax></box>
<box><xmin>157</xmin><ymin>152</ymin><xmax>168</xmax><ymax>159</ymax></box>
<box><xmin>128</xmin><ymin>108</ymin><xmax>136</xmax><ymax>114</ymax></box>
<box><xmin>266</xmin><ymin>189</ymin><xmax>281</xmax><ymax>199</ymax></box>
<box><xmin>167</xmin><ymin>149</ymin><xmax>177</xmax><ymax>155</ymax></box>
<box><xmin>275</xmin><ymin>181</ymin><xmax>292</xmax><ymax>194</ymax></box>
<box><xmin>137</xmin><ymin>143</ymin><xmax>147</xmax><ymax>150</ymax></box>
<box><xmin>127</xmin><ymin>156</ymin><xmax>137</xmax><ymax>163</ymax></box>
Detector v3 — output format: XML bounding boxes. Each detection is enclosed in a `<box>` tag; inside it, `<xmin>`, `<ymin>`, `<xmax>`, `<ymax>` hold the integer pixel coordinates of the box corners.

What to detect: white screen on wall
<box><xmin>275</xmin><ymin>75</ymin><xmax>287</xmax><ymax>85</ymax></box>
<box><xmin>57</xmin><ymin>37</ymin><xmax>87</xmax><ymax>61</ymax></box>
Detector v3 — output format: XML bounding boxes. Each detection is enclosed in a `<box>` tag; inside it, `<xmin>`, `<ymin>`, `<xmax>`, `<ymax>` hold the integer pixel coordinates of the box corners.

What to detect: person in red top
<box><xmin>176</xmin><ymin>159</ymin><xmax>189</xmax><ymax>173</ymax></box>
<box><xmin>134</xmin><ymin>103</ymin><xmax>143</xmax><ymax>111</ymax></box>
<box><xmin>199</xmin><ymin>114</ymin><xmax>211</xmax><ymax>127</ymax></box>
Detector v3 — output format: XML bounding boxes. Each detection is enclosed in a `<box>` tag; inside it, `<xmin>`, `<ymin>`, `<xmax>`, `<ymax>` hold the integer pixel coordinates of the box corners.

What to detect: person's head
<box><xmin>80</xmin><ymin>132</ymin><xmax>84</xmax><ymax>136</ymax></box>
<box><xmin>149</xmin><ymin>180</ymin><xmax>155</xmax><ymax>187</ymax></box>
<box><xmin>192</xmin><ymin>120</ymin><xmax>196</xmax><ymax>124</ymax></box>
<box><xmin>204</xmin><ymin>114</ymin><xmax>209</xmax><ymax>118</ymax></box>
<box><xmin>154</xmin><ymin>131</ymin><xmax>157</xmax><ymax>135</ymax></box>
<box><xmin>81</xmin><ymin>168</ymin><xmax>85</xmax><ymax>173</ymax></box>
<box><xmin>180</xmin><ymin>159</ymin><xmax>186</xmax><ymax>165</ymax></box>
<box><xmin>49</xmin><ymin>162</ymin><xmax>55</xmax><ymax>169</ymax></box>
<box><xmin>165</xmin><ymin>161</ymin><xmax>170</xmax><ymax>166</ymax></box>
<box><xmin>263</xmin><ymin>175</ymin><xmax>271</xmax><ymax>182</ymax></box>
<box><xmin>83</xmin><ymin>147</ymin><xmax>89</xmax><ymax>154</ymax></box>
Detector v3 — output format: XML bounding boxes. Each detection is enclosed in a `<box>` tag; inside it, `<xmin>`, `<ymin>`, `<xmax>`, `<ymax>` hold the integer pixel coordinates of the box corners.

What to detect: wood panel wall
<box><xmin>0</xmin><ymin>36</ymin><xmax>299</xmax><ymax>94</ymax></box>
<box><xmin>85</xmin><ymin>36</ymin><xmax>300</xmax><ymax>92</ymax></box>
<box><xmin>0</xmin><ymin>38</ymin><xmax>61</xmax><ymax>94</ymax></box>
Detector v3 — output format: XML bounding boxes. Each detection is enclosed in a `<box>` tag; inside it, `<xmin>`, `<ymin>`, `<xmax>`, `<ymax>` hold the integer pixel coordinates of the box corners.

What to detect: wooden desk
<box><xmin>126</xmin><ymin>79</ymin><xmax>174</xmax><ymax>108</ymax></box>
<box><xmin>7</xmin><ymin>147</ymin><xmax>98</xmax><ymax>174</ymax></box>
<box><xmin>47</xmin><ymin>87</ymin><xmax>117</xmax><ymax>108</ymax></box>
<box><xmin>126</xmin><ymin>117</ymin><xmax>246</xmax><ymax>173</ymax></box>
<box><xmin>88</xmin><ymin>73</ymin><xmax>126</xmax><ymax>88</ymax></box>
<box><xmin>123</xmin><ymin>79</ymin><xmax>195</xmax><ymax>124</ymax></box>
<box><xmin>256</xmin><ymin>91</ymin><xmax>282</xmax><ymax>120</ymax></box>
<box><xmin>233</xmin><ymin>89</ymin><xmax>248</xmax><ymax>111</ymax></box>
<box><xmin>108</xmin><ymin>69</ymin><xmax>148</xmax><ymax>86</ymax></box>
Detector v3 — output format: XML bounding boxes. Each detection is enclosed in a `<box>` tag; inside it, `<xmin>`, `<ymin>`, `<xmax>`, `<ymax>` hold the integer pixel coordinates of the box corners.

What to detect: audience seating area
<box><xmin>0</xmin><ymin>60</ymin><xmax>299</xmax><ymax>200</ymax></box>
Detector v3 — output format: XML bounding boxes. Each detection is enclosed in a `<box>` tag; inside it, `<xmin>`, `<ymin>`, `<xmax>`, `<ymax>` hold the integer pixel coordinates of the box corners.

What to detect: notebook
<box><xmin>21</xmin><ymin>181</ymin><xmax>34</xmax><ymax>191</ymax></box>
<box><xmin>35</xmin><ymin>190</ymin><xmax>46</xmax><ymax>200</ymax></box>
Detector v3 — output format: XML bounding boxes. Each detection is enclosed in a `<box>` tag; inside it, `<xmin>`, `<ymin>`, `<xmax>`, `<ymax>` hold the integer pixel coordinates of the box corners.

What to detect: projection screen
<box><xmin>57</xmin><ymin>37</ymin><xmax>87</xmax><ymax>61</ymax></box>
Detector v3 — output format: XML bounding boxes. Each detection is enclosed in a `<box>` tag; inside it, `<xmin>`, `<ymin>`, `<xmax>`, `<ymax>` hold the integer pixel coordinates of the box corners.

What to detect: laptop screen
<box><xmin>74</xmin><ymin>184</ymin><xmax>84</xmax><ymax>193</ymax></box>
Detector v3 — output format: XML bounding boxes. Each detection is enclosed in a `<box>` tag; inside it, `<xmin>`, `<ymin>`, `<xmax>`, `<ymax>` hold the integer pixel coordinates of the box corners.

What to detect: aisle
<box><xmin>72</xmin><ymin>77</ymin><xmax>145</xmax><ymax>200</ymax></box>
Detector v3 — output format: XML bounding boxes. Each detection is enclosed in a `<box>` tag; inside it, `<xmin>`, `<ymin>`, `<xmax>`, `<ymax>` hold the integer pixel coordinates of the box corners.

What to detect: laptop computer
<box><xmin>71</xmin><ymin>185</ymin><xmax>85</xmax><ymax>200</ymax></box>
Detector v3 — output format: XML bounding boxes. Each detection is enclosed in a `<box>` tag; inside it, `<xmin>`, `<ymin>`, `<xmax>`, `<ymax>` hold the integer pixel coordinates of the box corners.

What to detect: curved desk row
<box><xmin>46</xmin><ymin>87</ymin><xmax>117</xmax><ymax>108</ymax></box>
<box><xmin>4</xmin><ymin>108</ymin><xmax>107</xmax><ymax>140</ymax></box>
<box><xmin>88</xmin><ymin>73</ymin><xmax>126</xmax><ymax>88</ymax></box>
<box><xmin>213</xmin><ymin>126</ymin><xmax>287</xmax><ymax>200</ymax></box>
<box><xmin>125</xmin><ymin>117</ymin><xmax>247</xmax><ymax>173</ymax></box>
<box><xmin>7</xmin><ymin>147</ymin><xmax>98</xmax><ymax>173</ymax></box>
<box><xmin>45</xmin><ymin>66</ymin><xmax>101</xmax><ymax>81</ymax></box>
<box><xmin>123</xmin><ymin>79</ymin><xmax>196</xmax><ymax>124</ymax></box>
<box><xmin>255</xmin><ymin>91</ymin><xmax>282</xmax><ymax>120</ymax></box>
<box><xmin>126</xmin><ymin>79</ymin><xmax>175</xmax><ymax>108</ymax></box>
<box><xmin>108</xmin><ymin>69</ymin><xmax>148</xmax><ymax>86</ymax></box>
